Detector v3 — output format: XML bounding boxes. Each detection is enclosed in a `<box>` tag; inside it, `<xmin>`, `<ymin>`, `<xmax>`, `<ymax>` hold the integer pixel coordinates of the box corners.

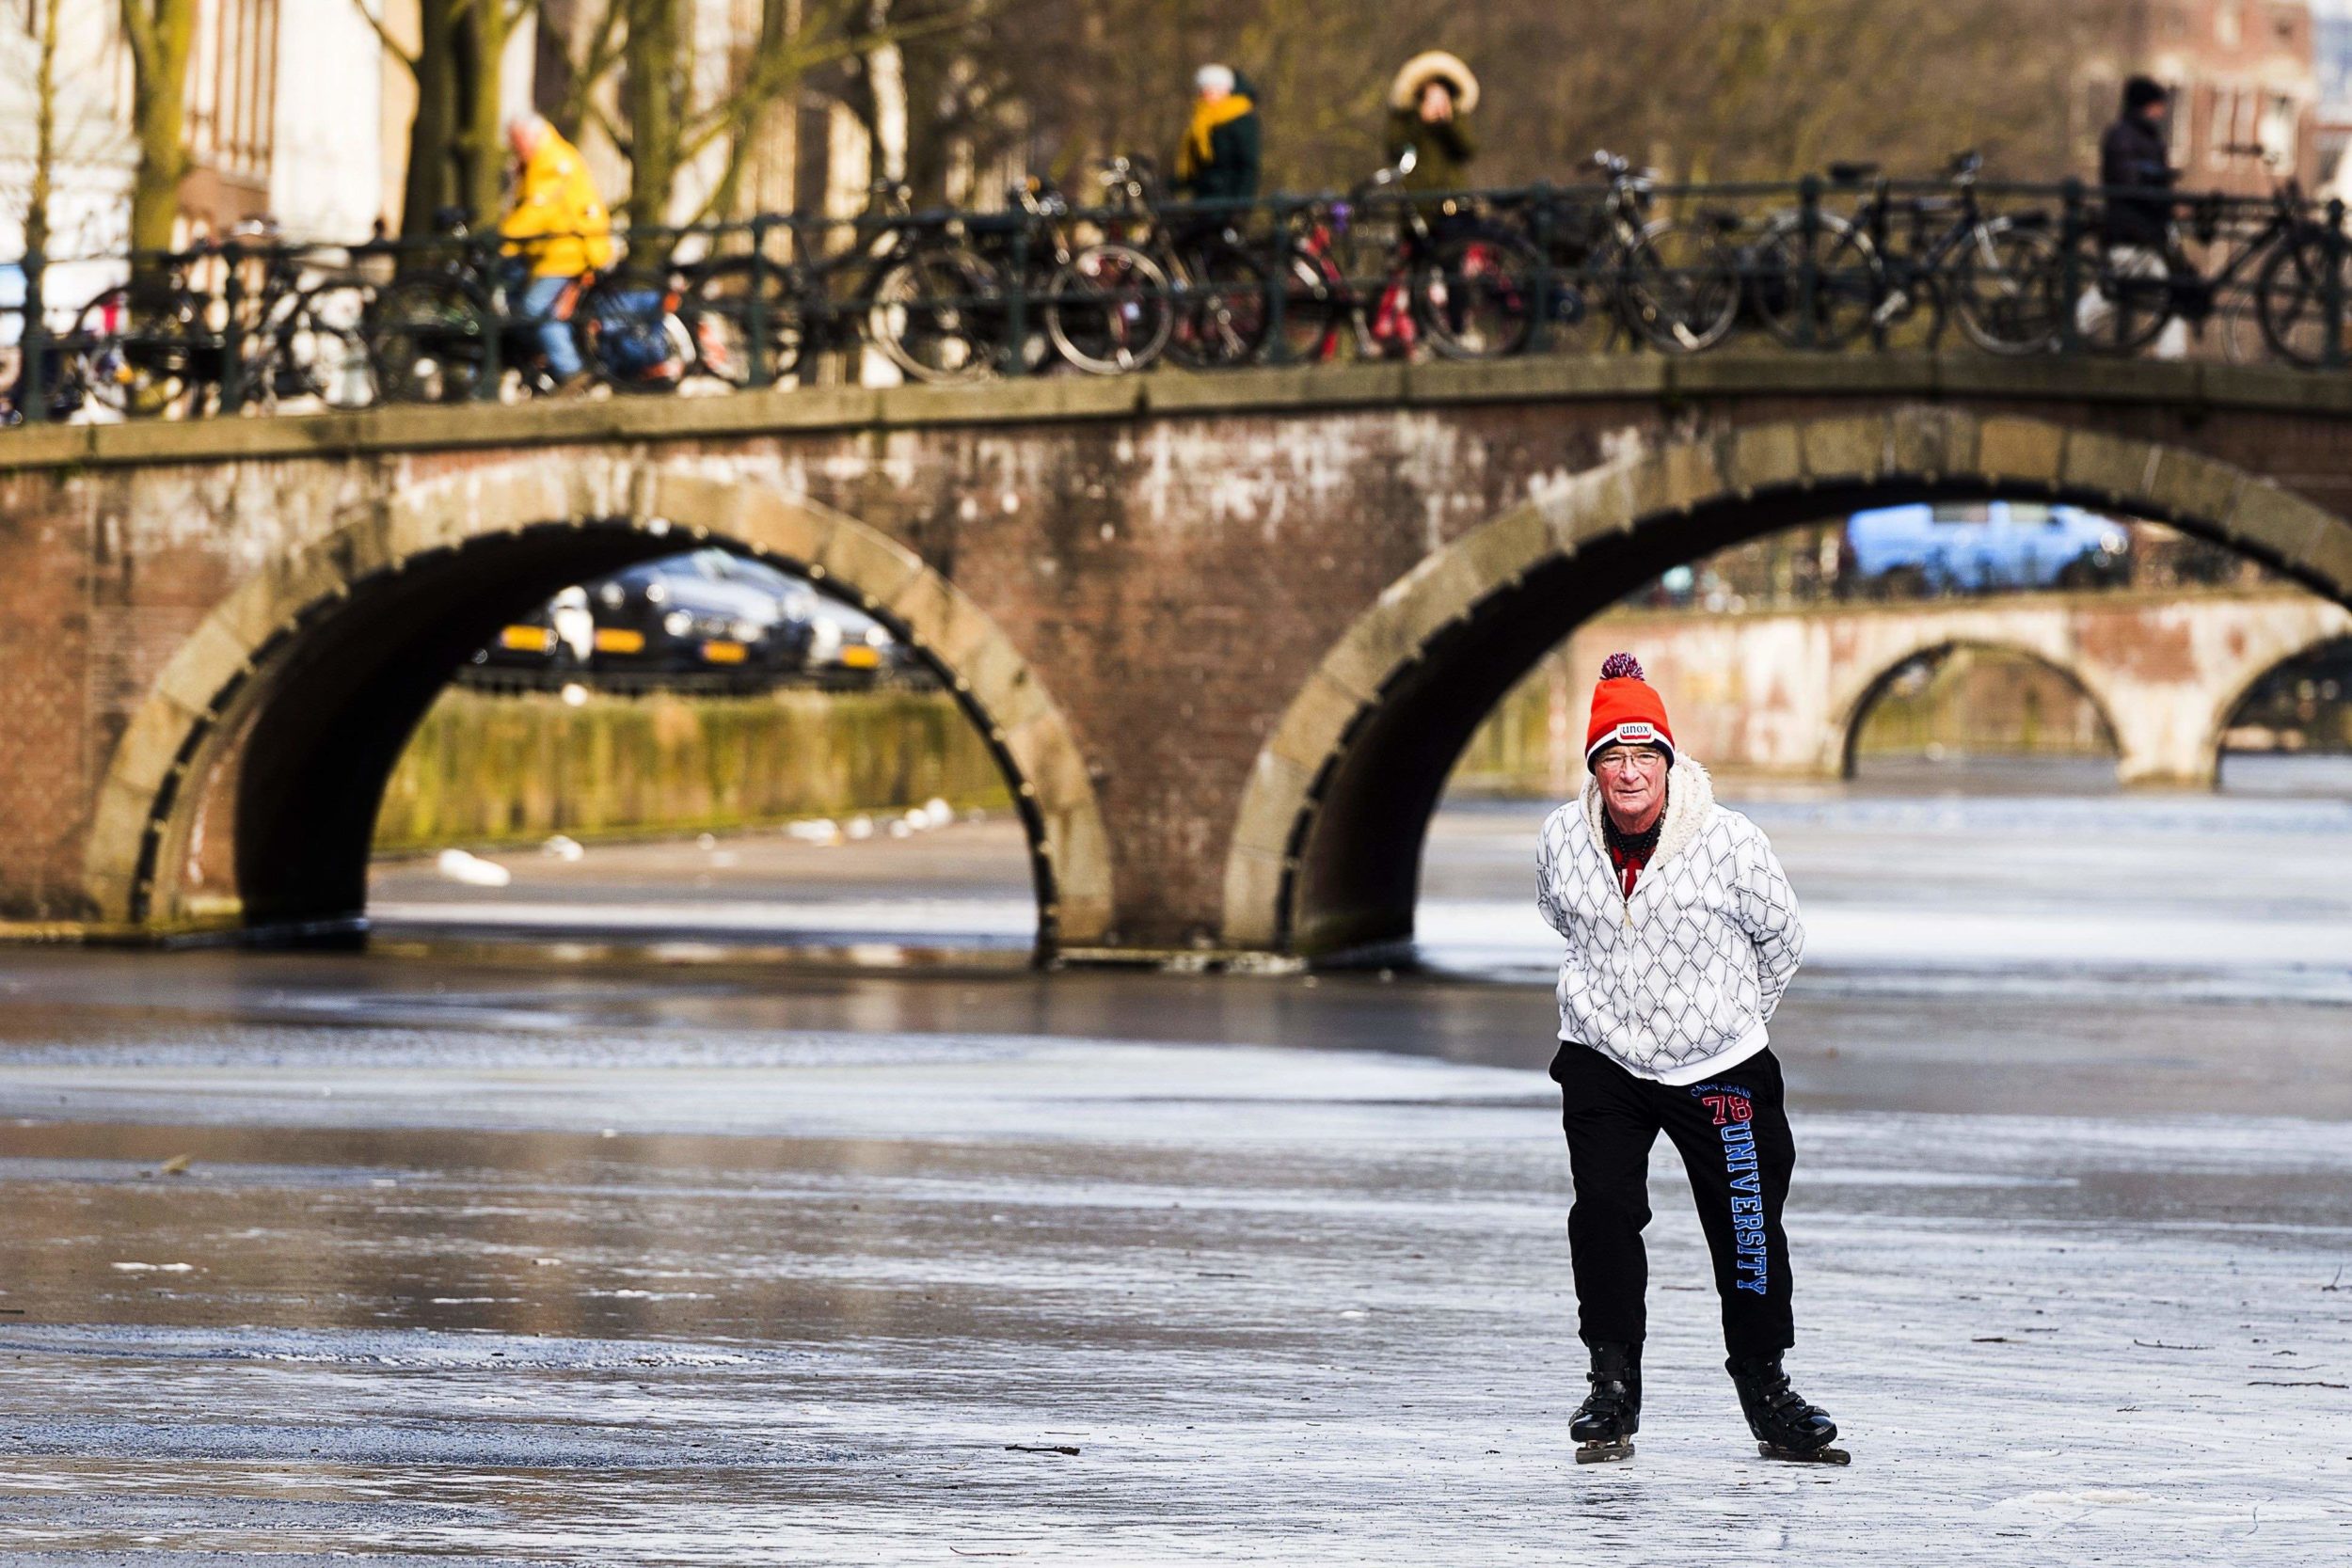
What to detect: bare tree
<box><xmin>354</xmin><ymin>0</ymin><xmax>531</xmax><ymax>235</ymax></box>
<box><xmin>22</xmin><ymin>0</ymin><xmax>60</xmax><ymax>259</ymax></box>
<box><xmin>118</xmin><ymin>0</ymin><xmax>197</xmax><ymax>256</ymax></box>
<box><xmin>540</xmin><ymin>0</ymin><xmax>982</xmax><ymax>232</ymax></box>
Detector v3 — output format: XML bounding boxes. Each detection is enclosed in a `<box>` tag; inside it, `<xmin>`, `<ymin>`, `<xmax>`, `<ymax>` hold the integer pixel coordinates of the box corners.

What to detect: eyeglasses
<box><xmin>1594</xmin><ymin>748</ymin><xmax>1665</xmax><ymax>774</ymax></box>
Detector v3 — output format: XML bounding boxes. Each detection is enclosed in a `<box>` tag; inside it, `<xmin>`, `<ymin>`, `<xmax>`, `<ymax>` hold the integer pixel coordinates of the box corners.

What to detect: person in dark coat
<box><xmin>2100</xmin><ymin>75</ymin><xmax>2178</xmax><ymax>249</ymax></box>
<box><xmin>1384</xmin><ymin>51</ymin><xmax>1480</xmax><ymax>214</ymax></box>
<box><xmin>2081</xmin><ymin>75</ymin><xmax>2188</xmax><ymax>356</ymax></box>
<box><xmin>1173</xmin><ymin>65</ymin><xmax>1263</xmax><ymax>207</ymax></box>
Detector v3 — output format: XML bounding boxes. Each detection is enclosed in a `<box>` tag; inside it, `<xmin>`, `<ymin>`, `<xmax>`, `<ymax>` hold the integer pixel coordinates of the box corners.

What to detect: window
<box><xmin>2259</xmin><ymin>92</ymin><xmax>2299</xmax><ymax>171</ymax></box>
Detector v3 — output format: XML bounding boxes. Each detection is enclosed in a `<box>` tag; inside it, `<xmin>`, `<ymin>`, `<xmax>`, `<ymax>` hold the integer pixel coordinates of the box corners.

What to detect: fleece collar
<box><xmin>1582</xmin><ymin>755</ymin><xmax>1717</xmax><ymax>876</ymax></box>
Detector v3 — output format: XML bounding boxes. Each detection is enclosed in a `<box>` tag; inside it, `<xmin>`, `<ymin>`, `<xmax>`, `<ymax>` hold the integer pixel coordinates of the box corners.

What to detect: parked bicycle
<box><xmin>1279</xmin><ymin>147</ymin><xmax>1540</xmax><ymax>363</ymax></box>
<box><xmin>1083</xmin><ymin>155</ymin><xmax>1270</xmax><ymax>371</ymax></box>
<box><xmin>69</xmin><ymin>224</ymin><xmax>380</xmax><ymax>417</ymax></box>
<box><xmin>684</xmin><ymin>183</ymin><xmax>1007</xmax><ymax>388</ymax></box>
<box><xmin>1742</xmin><ymin>151</ymin><xmax>2064</xmax><ymax>356</ymax></box>
<box><xmin>1522</xmin><ymin>152</ymin><xmax>1743</xmax><ymax>355</ymax></box>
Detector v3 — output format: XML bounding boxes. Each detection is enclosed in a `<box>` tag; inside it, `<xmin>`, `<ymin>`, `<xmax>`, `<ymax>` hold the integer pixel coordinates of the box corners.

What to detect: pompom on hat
<box><xmin>1585</xmin><ymin>653</ymin><xmax>1675</xmax><ymax>769</ymax></box>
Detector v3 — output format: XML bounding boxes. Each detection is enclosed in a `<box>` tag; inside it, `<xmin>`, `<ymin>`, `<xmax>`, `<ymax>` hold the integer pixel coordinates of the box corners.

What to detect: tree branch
<box><xmin>547</xmin><ymin>0</ymin><xmax>628</xmax><ymax>133</ymax></box>
<box><xmin>118</xmin><ymin>0</ymin><xmax>158</xmax><ymax>83</ymax></box>
<box><xmin>676</xmin><ymin>2</ymin><xmax>982</xmax><ymax>166</ymax></box>
<box><xmin>346</xmin><ymin>0</ymin><xmax>420</xmax><ymax>73</ymax></box>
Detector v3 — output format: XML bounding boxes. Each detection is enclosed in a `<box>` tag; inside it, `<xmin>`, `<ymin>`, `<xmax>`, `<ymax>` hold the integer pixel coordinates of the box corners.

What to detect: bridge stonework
<box><xmin>1542</xmin><ymin>589</ymin><xmax>2352</xmax><ymax>786</ymax></box>
<box><xmin>3</xmin><ymin>355</ymin><xmax>2351</xmax><ymax>957</ymax></box>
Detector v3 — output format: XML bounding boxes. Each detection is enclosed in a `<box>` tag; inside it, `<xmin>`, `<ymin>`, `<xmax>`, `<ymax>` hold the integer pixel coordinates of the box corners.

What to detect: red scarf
<box><xmin>1607</xmin><ymin>838</ymin><xmax>1655</xmax><ymax>898</ymax></box>
<box><xmin>1601</xmin><ymin>789</ymin><xmax>1666</xmax><ymax>897</ymax></box>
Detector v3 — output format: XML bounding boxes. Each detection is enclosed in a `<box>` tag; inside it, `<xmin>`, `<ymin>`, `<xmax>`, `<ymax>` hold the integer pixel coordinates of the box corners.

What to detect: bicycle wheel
<box><xmin>2209</xmin><ymin>265</ymin><xmax>2268</xmax><ymax>366</ymax></box>
<box><xmin>1045</xmin><ymin>244</ymin><xmax>1172</xmax><ymax>374</ymax></box>
<box><xmin>1752</xmin><ymin>214</ymin><xmax>1881</xmax><ymax>350</ymax></box>
<box><xmin>1166</xmin><ymin>238</ymin><xmax>1270</xmax><ymax>369</ymax></box>
<box><xmin>267</xmin><ymin>280</ymin><xmax>377</xmax><ymax>408</ymax></box>
<box><xmin>1277</xmin><ymin>247</ymin><xmax>1348</xmax><ymax>363</ymax></box>
<box><xmin>684</xmin><ymin>256</ymin><xmax>807</xmax><ymax>385</ymax></box>
<box><xmin>1619</xmin><ymin>220</ymin><xmax>1740</xmax><ymax>354</ymax></box>
<box><xmin>1950</xmin><ymin>221</ymin><xmax>2063</xmax><ymax>356</ymax></box>
<box><xmin>367</xmin><ymin>275</ymin><xmax>489</xmax><ymax>403</ymax></box>
<box><xmin>576</xmin><ymin>270</ymin><xmax>693</xmax><ymax>394</ymax></box>
<box><xmin>868</xmin><ymin>246</ymin><xmax>1000</xmax><ymax>385</ymax></box>
<box><xmin>1413</xmin><ymin>228</ymin><xmax>1539</xmax><ymax>359</ymax></box>
<box><xmin>2253</xmin><ymin>231</ymin><xmax>2352</xmax><ymax>369</ymax></box>
<box><xmin>72</xmin><ymin>283</ymin><xmax>209</xmax><ymax>417</ymax></box>
<box><xmin>2068</xmin><ymin>236</ymin><xmax>2172</xmax><ymax>356</ymax></box>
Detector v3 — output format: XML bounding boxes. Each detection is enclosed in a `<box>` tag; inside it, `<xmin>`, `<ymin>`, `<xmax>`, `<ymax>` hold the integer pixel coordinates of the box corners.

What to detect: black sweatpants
<box><xmin>1549</xmin><ymin>1041</ymin><xmax>1797</xmax><ymax>1361</ymax></box>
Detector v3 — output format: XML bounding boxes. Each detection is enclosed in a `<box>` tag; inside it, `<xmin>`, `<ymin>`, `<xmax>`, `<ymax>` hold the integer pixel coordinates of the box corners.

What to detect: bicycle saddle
<box><xmin>1827</xmin><ymin>161</ymin><xmax>1879</xmax><ymax>184</ymax></box>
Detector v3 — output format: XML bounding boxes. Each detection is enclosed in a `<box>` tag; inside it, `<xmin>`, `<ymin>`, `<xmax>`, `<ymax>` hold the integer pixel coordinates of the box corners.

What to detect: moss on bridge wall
<box><xmin>374</xmin><ymin>687</ymin><xmax>1012</xmax><ymax>853</ymax></box>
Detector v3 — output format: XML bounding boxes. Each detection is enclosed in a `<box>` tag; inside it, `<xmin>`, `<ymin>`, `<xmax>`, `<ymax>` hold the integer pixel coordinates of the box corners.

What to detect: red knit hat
<box><xmin>1585</xmin><ymin>653</ymin><xmax>1675</xmax><ymax>769</ymax></box>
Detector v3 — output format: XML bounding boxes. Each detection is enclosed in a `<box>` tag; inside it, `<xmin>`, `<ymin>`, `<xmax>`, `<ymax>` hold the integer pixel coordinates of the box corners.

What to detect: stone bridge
<box><xmin>1537</xmin><ymin>587</ymin><xmax>2350</xmax><ymax>786</ymax></box>
<box><xmin>5</xmin><ymin>352</ymin><xmax>2352</xmax><ymax>960</ymax></box>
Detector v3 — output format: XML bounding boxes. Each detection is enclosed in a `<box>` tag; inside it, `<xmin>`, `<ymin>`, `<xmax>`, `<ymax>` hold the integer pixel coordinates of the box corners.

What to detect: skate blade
<box><xmin>1759</xmin><ymin>1442</ymin><xmax>1851</xmax><ymax>1465</ymax></box>
<box><xmin>1575</xmin><ymin>1440</ymin><xmax>1635</xmax><ymax>1465</ymax></box>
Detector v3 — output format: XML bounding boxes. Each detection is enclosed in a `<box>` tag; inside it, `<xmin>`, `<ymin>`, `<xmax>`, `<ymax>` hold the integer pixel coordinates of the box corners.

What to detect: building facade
<box><xmin>2083</xmin><ymin>1</ymin><xmax>2322</xmax><ymax>193</ymax></box>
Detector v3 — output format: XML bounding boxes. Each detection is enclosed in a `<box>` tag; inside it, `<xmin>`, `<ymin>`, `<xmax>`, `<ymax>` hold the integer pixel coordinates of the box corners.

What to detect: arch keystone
<box><xmin>1727</xmin><ymin>422</ymin><xmax>1804</xmax><ymax>496</ymax></box>
<box><xmin>1799</xmin><ymin>414</ymin><xmax>1888</xmax><ymax>483</ymax></box>
<box><xmin>1890</xmin><ymin>406</ymin><xmax>1979</xmax><ymax>478</ymax></box>
<box><xmin>2061</xmin><ymin>429</ymin><xmax>2159</xmax><ymax>501</ymax></box>
<box><xmin>1977</xmin><ymin>416</ymin><xmax>2066</xmax><ymax>486</ymax></box>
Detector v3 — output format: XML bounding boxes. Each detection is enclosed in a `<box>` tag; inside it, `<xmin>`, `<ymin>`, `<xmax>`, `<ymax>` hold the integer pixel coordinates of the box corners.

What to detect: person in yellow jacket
<box><xmin>499</xmin><ymin>114</ymin><xmax>614</xmax><ymax>387</ymax></box>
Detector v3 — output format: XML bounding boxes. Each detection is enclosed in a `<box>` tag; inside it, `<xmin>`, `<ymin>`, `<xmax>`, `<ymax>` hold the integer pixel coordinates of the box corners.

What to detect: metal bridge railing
<box><xmin>7</xmin><ymin>160</ymin><xmax>2349</xmax><ymax>428</ymax></box>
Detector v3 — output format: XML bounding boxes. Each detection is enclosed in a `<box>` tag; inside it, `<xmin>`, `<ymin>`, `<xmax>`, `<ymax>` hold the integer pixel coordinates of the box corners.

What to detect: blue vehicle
<box><xmin>1844</xmin><ymin>501</ymin><xmax>2130</xmax><ymax>594</ymax></box>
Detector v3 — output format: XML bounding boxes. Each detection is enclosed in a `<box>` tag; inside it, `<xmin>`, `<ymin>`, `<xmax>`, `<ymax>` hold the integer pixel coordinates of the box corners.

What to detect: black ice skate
<box><xmin>1570</xmin><ymin>1340</ymin><xmax>1641</xmax><ymax>1464</ymax></box>
<box><xmin>1726</xmin><ymin>1355</ymin><xmax>1849</xmax><ymax>1465</ymax></box>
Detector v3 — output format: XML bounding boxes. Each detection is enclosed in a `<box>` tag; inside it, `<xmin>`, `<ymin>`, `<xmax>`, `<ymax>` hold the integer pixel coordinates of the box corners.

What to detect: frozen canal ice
<box><xmin>0</xmin><ymin>958</ymin><xmax>2347</xmax><ymax>1564</ymax></box>
<box><xmin>4</xmin><ymin>775</ymin><xmax>2350</xmax><ymax>1562</ymax></box>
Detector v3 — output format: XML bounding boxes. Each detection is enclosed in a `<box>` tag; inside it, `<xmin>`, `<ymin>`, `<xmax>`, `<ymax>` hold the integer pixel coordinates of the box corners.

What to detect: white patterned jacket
<box><xmin>1534</xmin><ymin>756</ymin><xmax>1805</xmax><ymax>1085</ymax></box>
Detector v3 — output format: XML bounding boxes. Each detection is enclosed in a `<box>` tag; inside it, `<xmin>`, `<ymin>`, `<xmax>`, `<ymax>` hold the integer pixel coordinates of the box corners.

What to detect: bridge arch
<box><xmin>1828</xmin><ymin>639</ymin><xmax>2123</xmax><ymax>779</ymax></box>
<box><xmin>83</xmin><ymin>460</ymin><xmax>1111</xmax><ymax>951</ymax></box>
<box><xmin>1221</xmin><ymin>406</ymin><xmax>2352</xmax><ymax>956</ymax></box>
<box><xmin>2206</xmin><ymin>630</ymin><xmax>2352</xmax><ymax>773</ymax></box>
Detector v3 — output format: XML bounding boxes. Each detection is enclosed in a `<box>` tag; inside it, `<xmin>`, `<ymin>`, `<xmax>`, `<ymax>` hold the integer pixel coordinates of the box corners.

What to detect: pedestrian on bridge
<box><xmin>1534</xmin><ymin>654</ymin><xmax>1846</xmax><ymax>1466</ymax></box>
<box><xmin>1385</xmin><ymin>51</ymin><xmax>1479</xmax><ymax>219</ymax></box>
<box><xmin>500</xmin><ymin>114</ymin><xmax>615</xmax><ymax>396</ymax></box>
<box><xmin>1172</xmin><ymin>65</ymin><xmax>1263</xmax><ymax>209</ymax></box>
<box><xmin>2079</xmin><ymin>75</ymin><xmax>2189</xmax><ymax>359</ymax></box>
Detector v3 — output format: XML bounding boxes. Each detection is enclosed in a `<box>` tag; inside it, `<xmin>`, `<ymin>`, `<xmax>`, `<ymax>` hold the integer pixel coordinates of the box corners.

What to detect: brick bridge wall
<box><xmin>3</xmin><ymin>354</ymin><xmax>2351</xmax><ymax>957</ymax></box>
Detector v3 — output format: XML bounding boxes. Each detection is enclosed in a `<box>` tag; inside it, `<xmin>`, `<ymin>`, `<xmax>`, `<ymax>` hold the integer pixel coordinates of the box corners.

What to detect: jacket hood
<box><xmin>1581</xmin><ymin>753</ymin><xmax>1717</xmax><ymax>873</ymax></box>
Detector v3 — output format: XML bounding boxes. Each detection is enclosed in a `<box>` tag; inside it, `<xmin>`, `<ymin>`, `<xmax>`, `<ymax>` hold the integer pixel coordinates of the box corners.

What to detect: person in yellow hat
<box><xmin>499</xmin><ymin>113</ymin><xmax>615</xmax><ymax>389</ymax></box>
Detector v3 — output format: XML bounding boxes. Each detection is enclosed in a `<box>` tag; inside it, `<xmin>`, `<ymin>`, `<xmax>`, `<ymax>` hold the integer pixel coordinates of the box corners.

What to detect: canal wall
<box><xmin>374</xmin><ymin>688</ymin><xmax>1011</xmax><ymax>853</ymax></box>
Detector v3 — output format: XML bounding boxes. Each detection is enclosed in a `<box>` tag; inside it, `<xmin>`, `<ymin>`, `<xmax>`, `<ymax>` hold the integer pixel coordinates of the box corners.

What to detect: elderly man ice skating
<box><xmin>1535</xmin><ymin>654</ymin><xmax>1846</xmax><ymax>1465</ymax></box>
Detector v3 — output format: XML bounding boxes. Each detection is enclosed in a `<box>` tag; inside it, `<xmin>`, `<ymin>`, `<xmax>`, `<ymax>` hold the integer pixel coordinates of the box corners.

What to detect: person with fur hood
<box><xmin>1534</xmin><ymin>653</ymin><xmax>1848</xmax><ymax>1466</ymax></box>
